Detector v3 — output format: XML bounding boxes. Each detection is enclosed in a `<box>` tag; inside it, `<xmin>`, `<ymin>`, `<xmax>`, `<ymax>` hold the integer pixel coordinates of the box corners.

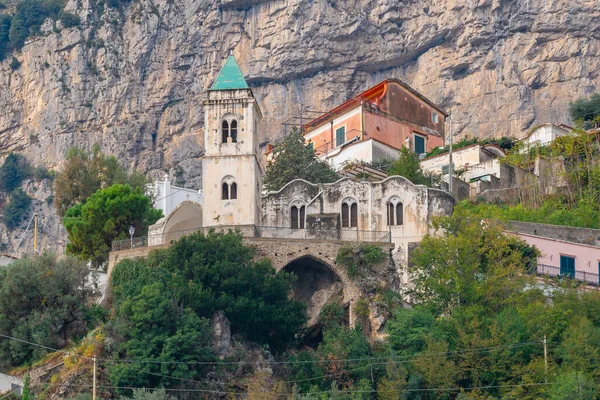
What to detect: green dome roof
<box><xmin>209</xmin><ymin>55</ymin><xmax>249</xmax><ymax>91</ymax></box>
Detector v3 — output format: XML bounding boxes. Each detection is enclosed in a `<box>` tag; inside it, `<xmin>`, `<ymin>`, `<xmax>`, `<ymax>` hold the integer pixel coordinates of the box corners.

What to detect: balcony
<box><xmin>537</xmin><ymin>264</ymin><xmax>599</xmax><ymax>286</ymax></box>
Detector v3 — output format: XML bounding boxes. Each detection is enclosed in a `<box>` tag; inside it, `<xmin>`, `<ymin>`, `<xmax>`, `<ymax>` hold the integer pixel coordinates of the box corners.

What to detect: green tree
<box><xmin>569</xmin><ymin>93</ymin><xmax>600</xmax><ymax>124</ymax></box>
<box><xmin>8</xmin><ymin>0</ymin><xmax>62</xmax><ymax>49</ymax></box>
<box><xmin>0</xmin><ymin>14</ymin><xmax>11</xmax><ymax>61</ymax></box>
<box><xmin>53</xmin><ymin>146</ymin><xmax>147</xmax><ymax>217</ymax></box>
<box><xmin>0</xmin><ymin>253</ymin><xmax>94</xmax><ymax>368</ymax></box>
<box><xmin>264</xmin><ymin>129</ymin><xmax>339</xmax><ymax>191</ymax></box>
<box><xmin>63</xmin><ymin>184</ymin><xmax>161</xmax><ymax>266</ymax></box>
<box><xmin>108</xmin><ymin>232</ymin><xmax>306</xmax><ymax>391</ymax></box>
<box><xmin>0</xmin><ymin>153</ymin><xmax>31</xmax><ymax>192</ymax></box>
<box><xmin>409</xmin><ymin>215</ymin><xmax>539</xmax><ymax>316</ymax></box>
<box><xmin>388</xmin><ymin>147</ymin><xmax>431</xmax><ymax>186</ymax></box>
<box><xmin>3</xmin><ymin>188</ymin><xmax>32</xmax><ymax>230</ymax></box>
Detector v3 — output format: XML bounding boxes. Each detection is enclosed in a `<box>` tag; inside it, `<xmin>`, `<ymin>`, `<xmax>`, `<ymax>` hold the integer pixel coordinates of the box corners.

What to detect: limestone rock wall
<box><xmin>0</xmin><ymin>0</ymin><xmax>598</xmax><ymax>253</ymax></box>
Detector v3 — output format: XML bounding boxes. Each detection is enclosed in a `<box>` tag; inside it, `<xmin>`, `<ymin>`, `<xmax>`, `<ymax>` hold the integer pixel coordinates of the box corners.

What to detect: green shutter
<box><xmin>335</xmin><ymin>127</ymin><xmax>346</xmax><ymax>147</ymax></box>
<box><xmin>414</xmin><ymin>135</ymin><xmax>426</xmax><ymax>154</ymax></box>
<box><xmin>560</xmin><ymin>255</ymin><xmax>575</xmax><ymax>278</ymax></box>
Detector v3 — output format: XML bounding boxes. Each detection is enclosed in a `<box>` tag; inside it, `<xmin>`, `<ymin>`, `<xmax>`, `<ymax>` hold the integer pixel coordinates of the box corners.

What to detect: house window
<box><xmin>386</xmin><ymin>196</ymin><xmax>403</xmax><ymax>226</ymax></box>
<box><xmin>290</xmin><ymin>205</ymin><xmax>306</xmax><ymax>229</ymax></box>
<box><xmin>560</xmin><ymin>255</ymin><xmax>575</xmax><ymax>279</ymax></box>
<box><xmin>441</xmin><ymin>163</ymin><xmax>453</xmax><ymax>175</ymax></box>
<box><xmin>432</xmin><ymin>112</ymin><xmax>439</xmax><ymax>124</ymax></box>
<box><xmin>414</xmin><ymin>134</ymin><xmax>426</xmax><ymax>155</ymax></box>
<box><xmin>335</xmin><ymin>126</ymin><xmax>346</xmax><ymax>147</ymax></box>
<box><xmin>341</xmin><ymin>198</ymin><xmax>357</xmax><ymax>228</ymax></box>
<box><xmin>221</xmin><ymin>116</ymin><xmax>238</xmax><ymax>143</ymax></box>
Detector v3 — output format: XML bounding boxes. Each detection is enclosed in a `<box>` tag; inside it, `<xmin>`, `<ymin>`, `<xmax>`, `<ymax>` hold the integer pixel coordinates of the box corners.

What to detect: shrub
<box><xmin>3</xmin><ymin>188</ymin><xmax>31</xmax><ymax>230</ymax></box>
<box><xmin>0</xmin><ymin>153</ymin><xmax>31</xmax><ymax>192</ymax></box>
<box><xmin>336</xmin><ymin>244</ymin><xmax>386</xmax><ymax>279</ymax></box>
<box><xmin>9</xmin><ymin>56</ymin><xmax>20</xmax><ymax>70</ymax></box>
<box><xmin>59</xmin><ymin>10</ymin><xmax>80</xmax><ymax>27</ymax></box>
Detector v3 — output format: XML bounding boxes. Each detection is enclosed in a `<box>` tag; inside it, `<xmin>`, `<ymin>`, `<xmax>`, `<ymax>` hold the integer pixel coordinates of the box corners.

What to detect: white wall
<box><xmin>152</xmin><ymin>178</ymin><xmax>202</xmax><ymax>217</ymax></box>
<box><xmin>325</xmin><ymin>139</ymin><xmax>399</xmax><ymax>170</ymax></box>
<box><xmin>0</xmin><ymin>373</ymin><xmax>22</xmax><ymax>396</ymax></box>
<box><xmin>520</xmin><ymin>125</ymin><xmax>570</xmax><ymax>150</ymax></box>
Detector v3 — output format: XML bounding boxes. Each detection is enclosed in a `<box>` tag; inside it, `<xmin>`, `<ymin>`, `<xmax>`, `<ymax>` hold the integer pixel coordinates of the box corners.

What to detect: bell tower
<box><xmin>202</xmin><ymin>55</ymin><xmax>263</xmax><ymax>227</ymax></box>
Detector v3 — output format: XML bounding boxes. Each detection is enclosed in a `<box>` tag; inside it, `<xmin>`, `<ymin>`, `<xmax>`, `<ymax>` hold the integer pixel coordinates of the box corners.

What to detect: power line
<box><xmin>0</xmin><ymin>333</ymin><xmax>92</xmax><ymax>361</ymax></box>
<box><xmin>97</xmin><ymin>340</ymin><xmax>542</xmax><ymax>366</ymax></box>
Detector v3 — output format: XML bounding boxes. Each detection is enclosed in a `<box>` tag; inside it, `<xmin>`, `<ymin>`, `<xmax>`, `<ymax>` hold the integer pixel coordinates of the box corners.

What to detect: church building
<box><xmin>148</xmin><ymin>56</ymin><xmax>455</xmax><ymax>277</ymax></box>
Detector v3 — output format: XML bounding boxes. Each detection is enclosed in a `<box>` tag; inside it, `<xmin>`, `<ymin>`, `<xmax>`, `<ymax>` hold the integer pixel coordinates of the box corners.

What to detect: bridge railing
<box><xmin>111</xmin><ymin>225</ymin><xmax>391</xmax><ymax>252</ymax></box>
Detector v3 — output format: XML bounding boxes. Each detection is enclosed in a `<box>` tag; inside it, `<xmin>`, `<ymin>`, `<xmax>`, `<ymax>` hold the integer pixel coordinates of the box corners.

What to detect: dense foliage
<box><xmin>264</xmin><ymin>129</ymin><xmax>340</xmax><ymax>191</ymax></box>
<box><xmin>53</xmin><ymin>146</ymin><xmax>147</xmax><ymax>217</ymax></box>
<box><xmin>0</xmin><ymin>152</ymin><xmax>31</xmax><ymax>192</ymax></box>
<box><xmin>63</xmin><ymin>184</ymin><xmax>161</xmax><ymax>266</ymax></box>
<box><xmin>388</xmin><ymin>146</ymin><xmax>434</xmax><ymax>186</ymax></box>
<box><xmin>0</xmin><ymin>253</ymin><xmax>94</xmax><ymax>369</ymax></box>
<box><xmin>569</xmin><ymin>93</ymin><xmax>600</xmax><ymax>125</ymax></box>
<box><xmin>0</xmin><ymin>0</ymin><xmax>80</xmax><ymax>60</ymax></box>
<box><xmin>107</xmin><ymin>232</ymin><xmax>306</xmax><ymax>391</ymax></box>
<box><xmin>0</xmin><ymin>14</ymin><xmax>10</xmax><ymax>60</ymax></box>
<box><xmin>3</xmin><ymin>187</ymin><xmax>32</xmax><ymax>230</ymax></box>
<box><xmin>455</xmin><ymin>197</ymin><xmax>600</xmax><ymax>229</ymax></box>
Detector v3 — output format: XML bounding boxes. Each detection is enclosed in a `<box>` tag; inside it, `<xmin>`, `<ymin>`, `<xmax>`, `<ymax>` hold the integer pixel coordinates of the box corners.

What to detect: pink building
<box><xmin>515</xmin><ymin>232</ymin><xmax>600</xmax><ymax>285</ymax></box>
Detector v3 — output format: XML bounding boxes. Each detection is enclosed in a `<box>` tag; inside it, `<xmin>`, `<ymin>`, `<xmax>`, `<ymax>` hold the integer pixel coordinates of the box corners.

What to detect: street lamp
<box><xmin>129</xmin><ymin>225</ymin><xmax>135</xmax><ymax>249</ymax></box>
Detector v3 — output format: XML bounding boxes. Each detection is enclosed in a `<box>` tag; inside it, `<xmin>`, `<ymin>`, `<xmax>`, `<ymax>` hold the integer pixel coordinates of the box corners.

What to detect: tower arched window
<box><xmin>222</xmin><ymin>182</ymin><xmax>229</xmax><ymax>200</ymax></box>
<box><xmin>387</xmin><ymin>196</ymin><xmax>403</xmax><ymax>226</ymax></box>
<box><xmin>341</xmin><ymin>198</ymin><xmax>358</xmax><ymax>228</ymax></box>
<box><xmin>230</xmin><ymin>120</ymin><xmax>238</xmax><ymax>143</ymax></box>
<box><xmin>221</xmin><ymin>177</ymin><xmax>237</xmax><ymax>200</ymax></box>
<box><xmin>222</xmin><ymin>120</ymin><xmax>229</xmax><ymax>143</ymax></box>
<box><xmin>221</xmin><ymin>115</ymin><xmax>239</xmax><ymax>143</ymax></box>
<box><xmin>290</xmin><ymin>203</ymin><xmax>306</xmax><ymax>229</ymax></box>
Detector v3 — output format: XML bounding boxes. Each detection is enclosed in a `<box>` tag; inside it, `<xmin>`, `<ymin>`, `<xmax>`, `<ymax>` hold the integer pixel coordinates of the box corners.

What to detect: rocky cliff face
<box><xmin>0</xmin><ymin>0</ymin><xmax>598</xmax><ymax>254</ymax></box>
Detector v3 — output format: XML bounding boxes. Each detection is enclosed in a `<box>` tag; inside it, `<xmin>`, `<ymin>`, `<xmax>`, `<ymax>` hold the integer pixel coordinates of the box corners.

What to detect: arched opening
<box><xmin>222</xmin><ymin>182</ymin><xmax>229</xmax><ymax>200</ymax></box>
<box><xmin>222</xmin><ymin>120</ymin><xmax>229</xmax><ymax>143</ymax></box>
<box><xmin>282</xmin><ymin>256</ymin><xmax>346</xmax><ymax>347</ymax></box>
<box><xmin>230</xmin><ymin>182</ymin><xmax>237</xmax><ymax>199</ymax></box>
<box><xmin>387</xmin><ymin>196</ymin><xmax>403</xmax><ymax>226</ymax></box>
<box><xmin>341</xmin><ymin>198</ymin><xmax>358</xmax><ymax>228</ymax></box>
<box><xmin>290</xmin><ymin>205</ymin><xmax>306</xmax><ymax>229</ymax></box>
<box><xmin>230</xmin><ymin>119</ymin><xmax>238</xmax><ymax>143</ymax></box>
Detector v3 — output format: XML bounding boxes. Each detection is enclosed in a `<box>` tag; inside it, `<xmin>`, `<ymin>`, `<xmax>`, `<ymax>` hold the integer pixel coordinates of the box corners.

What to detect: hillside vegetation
<box><xmin>5</xmin><ymin>217</ymin><xmax>600</xmax><ymax>398</ymax></box>
<box><xmin>462</xmin><ymin>129</ymin><xmax>600</xmax><ymax>229</ymax></box>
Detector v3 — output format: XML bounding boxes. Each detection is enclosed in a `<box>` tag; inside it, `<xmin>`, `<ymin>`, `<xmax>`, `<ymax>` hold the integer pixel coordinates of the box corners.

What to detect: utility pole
<box><xmin>33</xmin><ymin>212</ymin><xmax>38</xmax><ymax>255</ymax></box>
<box><xmin>543</xmin><ymin>335</ymin><xmax>548</xmax><ymax>381</ymax></box>
<box><xmin>92</xmin><ymin>356</ymin><xmax>97</xmax><ymax>400</ymax></box>
<box><xmin>448</xmin><ymin>114</ymin><xmax>453</xmax><ymax>195</ymax></box>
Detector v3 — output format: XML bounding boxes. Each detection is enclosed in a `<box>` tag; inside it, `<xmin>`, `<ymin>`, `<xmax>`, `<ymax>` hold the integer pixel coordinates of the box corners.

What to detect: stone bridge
<box><xmin>107</xmin><ymin>237</ymin><xmax>394</xmax><ymax>327</ymax></box>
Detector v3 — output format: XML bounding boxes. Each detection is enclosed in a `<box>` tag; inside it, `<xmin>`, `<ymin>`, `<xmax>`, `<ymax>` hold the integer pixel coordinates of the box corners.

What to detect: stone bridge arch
<box><xmin>243</xmin><ymin>238</ymin><xmax>365</xmax><ymax>326</ymax></box>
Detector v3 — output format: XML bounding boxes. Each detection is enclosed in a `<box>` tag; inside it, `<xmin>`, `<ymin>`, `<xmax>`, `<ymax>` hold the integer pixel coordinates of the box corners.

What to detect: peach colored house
<box><xmin>302</xmin><ymin>79</ymin><xmax>446</xmax><ymax>166</ymax></box>
<box><xmin>516</xmin><ymin>232</ymin><xmax>600</xmax><ymax>285</ymax></box>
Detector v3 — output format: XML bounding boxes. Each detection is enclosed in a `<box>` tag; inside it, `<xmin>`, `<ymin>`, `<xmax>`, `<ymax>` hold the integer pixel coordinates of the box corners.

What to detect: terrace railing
<box><xmin>537</xmin><ymin>264</ymin><xmax>600</xmax><ymax>286</ymax></box>
<box><xmin>111</xmin><ymin>225</ymin><xmax>391</xmax><ymax>252</ymax></box>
